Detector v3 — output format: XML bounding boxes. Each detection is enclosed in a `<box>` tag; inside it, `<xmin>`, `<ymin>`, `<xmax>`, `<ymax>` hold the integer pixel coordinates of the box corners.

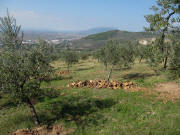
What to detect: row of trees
<box><xmin>93</xmin><ymin>40</ymin><xmax>135</xmax><ymax>82</ymax></box>
<box><xmin>93</xmin><ymin>35</ymin><xmax>180</xmax><ymax>80</ymax></box>
<box><xmin>93</xmin><ymin>0</ymin><xmax>180</xmax><ymax>79</ymax></box>
<box><xmin>59</xmin><ymin>50</ymin><xmax>91</xmax><ymax>71</ymax></box>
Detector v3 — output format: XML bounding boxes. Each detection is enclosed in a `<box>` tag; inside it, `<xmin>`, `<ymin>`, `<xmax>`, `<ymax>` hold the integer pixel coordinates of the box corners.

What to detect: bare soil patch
<box><xmin>9</xmin><ymin>124</ymin><xmax>73</xmax><ymax>135</ymax></box>
<box><xmin>56</xmin><ymin>71</ymin><xmax>72</xmax><ymax>76</ymax></box>
<box><xmin>125</xmin><ymin>82</ymin><xmax>180</xmax><ymax>103</ymax></box>
<box><xmin>154</xmin><ymin>82</ymin><xmax>180</xmax><ymax>102</ymax></box>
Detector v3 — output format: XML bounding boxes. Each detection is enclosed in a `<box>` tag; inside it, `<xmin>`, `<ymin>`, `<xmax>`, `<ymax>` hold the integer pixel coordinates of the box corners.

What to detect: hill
<box><xmin>70</xmin><ymin>30</ymin><xmax>155</xmax><ymax>50</ymax></box>
<box><xmin>77</xmin><ymin>27</ymin><xmax>117</xmax><ymax>35</ymax></box>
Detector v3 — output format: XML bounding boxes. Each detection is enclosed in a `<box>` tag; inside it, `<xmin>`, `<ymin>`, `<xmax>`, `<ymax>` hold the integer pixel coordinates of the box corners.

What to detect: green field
<box><xmin>0</xmin><ymin>59</ymin><xmax>180</xmax><ymax>135</ymax></box>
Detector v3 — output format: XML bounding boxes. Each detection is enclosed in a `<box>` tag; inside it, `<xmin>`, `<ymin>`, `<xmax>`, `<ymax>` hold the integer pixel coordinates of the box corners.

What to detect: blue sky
<box><xmin>0</xmin><ymin>0</ymin><xmax>156</xmax><ymax>32</ymax></box>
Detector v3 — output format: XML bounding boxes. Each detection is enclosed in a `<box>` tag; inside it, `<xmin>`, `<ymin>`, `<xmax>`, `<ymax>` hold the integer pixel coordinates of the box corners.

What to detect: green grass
<box><xmin>0</xmin><ymin>59</ymin><xmax>180</xmax><ymax>135</ymax></box>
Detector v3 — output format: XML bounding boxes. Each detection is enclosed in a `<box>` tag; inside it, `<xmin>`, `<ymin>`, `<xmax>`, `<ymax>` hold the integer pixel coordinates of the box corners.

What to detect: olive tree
<box><xmin>118</xmin><ymin>41</ymin><xmax>135</xmax><ymax>68</ymax></box>
<box><xmin>80</xmin><ymin>52</ymin><xmax>89</xmax><ymax>60</ymax></box>
<box><xmin>0</xmin><ymin>11</ymin><xmax>53</xmax><ymax>125</ymax></box>
<box><xmin>134</xmin><ymin>42</ymin><xmax>148</xmax><ymax>63</ymax></box>
<box><xmin>145</xmin><ymin>0</ymin><xmax>180</xmax><ymax>69</ymax></box>
<box><xmin>0</xmin><ymin>10</ymin><xmax>23</xmax><ymax>50</ymax></box>
<box><xmin>97</xmin><ymin>47</ymin><xmax>108</xmax><ymax>70</ymax></box>
<box><xmin>62</xmin><ymin>50</ymin><xmax>79</xmax><ymax>71</ymax></box>
<box><xmin>100</xmin><ymin>40</ymin><xmax>135</xmax><ymax>82</ymax></box>
<box><xmin>103</xmin><ymin>40</ymin><xmax>120</xmax><ymax>82</ymax></box>
<box><xmin>145</xmin><ymin>43</ymin><xmax>164</xmax><ymax>73</ymax></box>
<box><xmin>93</xmin><ymin>50</ymin><xmax>101</xmax><ymax>62</ymax></box>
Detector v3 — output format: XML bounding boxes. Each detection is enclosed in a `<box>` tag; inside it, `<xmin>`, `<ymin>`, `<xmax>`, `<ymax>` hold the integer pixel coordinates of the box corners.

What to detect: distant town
<box><xmin>22</xmin><ymin>37</ymin><xmax>81</xmax><ymax>45</ymax></box>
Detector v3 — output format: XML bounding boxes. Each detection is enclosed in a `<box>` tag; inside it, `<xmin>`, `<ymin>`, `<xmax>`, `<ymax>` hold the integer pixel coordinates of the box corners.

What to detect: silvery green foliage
<box><xmin>134</xmin><ymin>42</ymin><xmax>148</xmax><ymax>63</ymax></box>
<box><xmin>145</xmin><ymin>44</ymin><xmax>164</xmax><ymax>73</ymax></box>
<box><xmin>0</xmin><ymin>12</ymin><xmax>53</xmax><ymax>102</ymax></box>
<box><xmin>0</xmin><ymin>11</ymin><xmax>55</xmax><ymax>125</ymax></box>
<box><xmin>98</xmin><ymin>47</ymin><xmax>108</xmax><ymax>69</ymax></box>
<box><xmin>104</xmin><ymin>40</ymin><xmax>120</xmax><ymax>66</ymax></box>
<box><xmin>118</xmin><ymin>41</ymin><xmax>135</xmax><ymax>68</ymax></box>
<box><xmin>145</xmin><ymin>0</ymin><xmax>179</xmax><ymax>32</ymax></box>
<box><xmin>169</xmin><ymin>34</ymin><xmax>180</xmax><ymax>77</ymax></box>
<box><xmin>103</xmin><ymin>40</ymin><xmax>135</xmax><ymax>68</ymax></box>
<box><xmin>98</xmin><ymin>40</ymin><xmax>135</xmax><ymax>81</ymax></box>
<box><xmin>62</xmin><ymin>50</ymin><xmax>79</xmax><ymax>71</ymax></box>
<box><xmin>144</xmin><ymin>0</ymin><xmax>180</xmax><ymax>69</ymax></box>
<box><xmin>0</xmin><ymin>10</ymin><xmax>23</xmax><ymax>50</ymax></box>
<box><xmin>0</xmin><ymin>43</ymin><xmax>53</xmax><ymax>103</ymax></box>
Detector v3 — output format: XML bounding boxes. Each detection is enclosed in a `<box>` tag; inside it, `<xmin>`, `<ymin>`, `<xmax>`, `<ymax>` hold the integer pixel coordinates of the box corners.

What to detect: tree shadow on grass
<box><xmin>122</xmin><ymin>73</ymin><xmax>155</xmax><ymax>80</ymax></box>
<box><xmin>0</xmin><ymin>113</ymin><xmax>34</xmax><ymax>135</ymax></box>
<box><xmin>39</xmin><ymin>96</ymin><xmax>116</xmax><ymax>128</ymax></box>
<box><xmin>74</xmin><ymin>67</ymin><xmax>94</xmax><ymax>72</ymax></box>
<box><xmin>46</xmin><ymin>76</ymin><xmax>73</xmax><ymax>82</ymax></box>
<box><xmin>0</xmin><ymin>95</ymin><xmax>18</xmax><ymax>109</ymax></box>
<box><xmin>113</xmin><ymin>67</ymin><xmax>131</xmax><ymax>71</ymax></box>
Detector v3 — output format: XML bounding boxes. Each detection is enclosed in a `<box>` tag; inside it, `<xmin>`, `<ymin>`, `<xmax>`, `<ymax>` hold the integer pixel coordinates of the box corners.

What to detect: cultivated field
<box><xmin>0</xmin><ymin>58</ymin><xmax>180</xmax><ymax>135</ymax></box>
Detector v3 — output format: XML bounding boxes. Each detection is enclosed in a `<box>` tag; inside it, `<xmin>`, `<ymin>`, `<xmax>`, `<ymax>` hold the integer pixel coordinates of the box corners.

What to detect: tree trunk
<box><xmin>139</xmin><ymin>56</ymin><xmax>143</xmax><ymax>63</ymax></box>
<box><xmin>104</xmin><ymin>62</ymin><xmax>108</xmax><ymax>71</ymax></box>
<box><xmin>159</xmin><ymin>11</ymin><xmax>175</xmax><ymax>69</ymax></box>
<box><xmin>107</xmin><ymin>68</ymin><xmax>113</xmax><ymax>83</ymax></box>
<box><xmin>163</xmin><ymin>44</ymin><xmax>169</xmax><ymax>70</ymax></box>
<box><xmin>26</xmin><ymin>98</ymin><xmax>40</xmax><ymax>125</ymax></box>
<box><xmin>67</xmin><ymin>64</ymin><xmax>70</xmax><ymax>72</ymax></box>
<box><xmin>163</xmin><ymin>56</ymin><xmax>168</xmax><ymax>69</ymax></box>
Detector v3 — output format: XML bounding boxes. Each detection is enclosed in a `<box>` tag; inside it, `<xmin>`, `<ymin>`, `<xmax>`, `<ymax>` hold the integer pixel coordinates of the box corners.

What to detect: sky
<box><xmin>0</xmin><ymin>0</ymin><xmax>156</xmax><ymax>32</ymax></box>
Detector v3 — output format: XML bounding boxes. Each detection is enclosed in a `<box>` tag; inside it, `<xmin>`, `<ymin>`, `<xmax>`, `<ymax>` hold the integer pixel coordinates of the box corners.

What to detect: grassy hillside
<box><xmin>0</xmin><ymin>58</ymin><xmax>180</xmax><ymax>135</ymax></box>
<box><xmin>84</xmin><ymin>30</ymin><xmax>119</xmax><ymax>40</ymax></box>
<box><xmin>71</xmin><ymin>30</ymin><xmax>155</xmax><ymax>50</ymax></box>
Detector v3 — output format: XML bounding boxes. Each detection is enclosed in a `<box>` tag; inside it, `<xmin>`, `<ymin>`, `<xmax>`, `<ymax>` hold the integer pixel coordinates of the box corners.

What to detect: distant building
<box><xmin>139</xmin><ymin>40</ymin><xmax>148</xmax><ymax>45</ymax></box>
<box><xmin>51</xmin><ymin>40</ymin><xmax>60</xmax><ymax>44</ymax></box>
<box><xmin>139</xmin><ymin>38</ymin><xmax>170</xmax><ymax>45</ymax></box>
<box><xmin>22</xmin><ymin>40</ymin><xmax>37</xmax><ymax>45</ymax></box>
<box><xmin>139</xmin><ymin>38</ymin><xmax>156</xmax><ymax>45</ymax></box>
